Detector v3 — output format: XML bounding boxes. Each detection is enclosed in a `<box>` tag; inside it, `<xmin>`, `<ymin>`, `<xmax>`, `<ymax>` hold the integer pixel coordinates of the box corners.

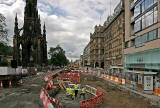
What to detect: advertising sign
<box><xmin>144</xmin><ymin>76</ymin><xmax>153</xmax><ymax>91</ymax></box>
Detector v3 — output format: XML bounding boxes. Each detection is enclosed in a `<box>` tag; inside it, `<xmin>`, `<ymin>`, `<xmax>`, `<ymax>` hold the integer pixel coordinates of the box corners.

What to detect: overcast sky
<box><xmin>0</xmin><ymin>0</ymin><xmax>120</xmax><ymax>61</ymax></box>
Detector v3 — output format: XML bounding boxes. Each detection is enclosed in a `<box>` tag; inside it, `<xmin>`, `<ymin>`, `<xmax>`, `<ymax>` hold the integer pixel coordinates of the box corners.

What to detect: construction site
<box><xmin>0</xmin><ymin>68</ymin><xmax>160</xmax><ymax>108</ymax></box>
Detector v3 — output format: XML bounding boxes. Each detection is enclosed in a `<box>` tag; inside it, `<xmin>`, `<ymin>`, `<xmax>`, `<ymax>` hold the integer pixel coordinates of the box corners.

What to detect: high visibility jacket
<box><xmin>81</xmin><ymin>88</ymin><xmax>86</xmax><ymax>93</ymax></box>
<box><xmin>72</xmin><ymin>92</ymin><xmax>75</xmax><ymax>98</ymax></box>
<box><xmin>66</xmin><ymin>88</ymin><xmax>70</xmax><ymax>93</ymax></box>
<box><xmin>69</xmin><ymin>88</ymin><xmax>73</xmax><ymax>95</ymax></box>
<box><xmin>74</xmin><ymin>84</ymin><xmax>79</xmax><ymax>90</ymax></box>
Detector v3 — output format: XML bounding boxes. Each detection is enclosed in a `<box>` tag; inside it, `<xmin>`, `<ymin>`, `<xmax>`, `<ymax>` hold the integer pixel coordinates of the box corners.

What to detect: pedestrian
<box><xmin>69</xmin><ymin>87</ymin><xmax>73</xmax><ymax>99</ymax></box>
<box><xmin>74</xmin><ymin>82</ymin><xmax>79</xmax><ymax>98</ymax></box>
<box><xmin>80</xmin><ymin>85</ymin><xmax>86</xmax><ymax>100</ymax></box>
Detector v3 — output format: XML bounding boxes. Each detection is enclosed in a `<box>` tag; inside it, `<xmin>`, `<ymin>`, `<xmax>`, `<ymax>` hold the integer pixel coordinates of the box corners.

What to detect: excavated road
<box><xmin>0</xmin><ymin>72</ymin><xmax>48</xmax><ymax>108</ymax></box>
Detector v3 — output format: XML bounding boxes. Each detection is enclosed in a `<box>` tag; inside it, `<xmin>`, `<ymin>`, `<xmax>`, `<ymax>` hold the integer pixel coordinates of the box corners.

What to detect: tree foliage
<box><xmin>48</xmin><ymin>45</ymin><xmax>69</xmax><ymax>66</ymax></box>
<box><xmin>0</xmin><ymin>43</ymin><xmax>13</xmax><ymax>56</ymax></box>
<box><xmin>0</xmin><ymin>13</ymin><xmax>8</xmax><ymax>45</ymax></box>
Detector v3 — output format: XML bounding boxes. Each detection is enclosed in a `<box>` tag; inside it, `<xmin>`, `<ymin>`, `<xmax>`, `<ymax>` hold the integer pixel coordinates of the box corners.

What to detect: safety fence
<box><xmin>40</xmin><ymin>88</ymin><xmax>60</xmax><ymax>108</ymax></box>
<box><xmin>102</xmin><ymin>74</ymin><xmax>160</xmax><ymax>97</ymax></box>
<box><xmin>72</xmin><ymin>70</ymin><xmax>93</xmax><ymax>73</ymax></box>
<box><xmin>44</xmin><ymin>69</ymin><xmax>62</xmax><ymax>82</ymax></box>
<box><xmin>56</xmin><ymin>73</ymin><xmax>80</xmax><ymax>83</ymax></box>
<box><xmin>42</xmin><ymin>70</ymin><xmax>62</xmax><ymax>108</ymax></box>
<box><xmin>80</xmin><ymin>86</ymin><xmax>103</xmax><ymax>108</ymax></box>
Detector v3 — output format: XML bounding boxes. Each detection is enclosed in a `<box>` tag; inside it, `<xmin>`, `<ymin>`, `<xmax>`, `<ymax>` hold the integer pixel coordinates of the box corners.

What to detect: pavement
<box><xmin>0</xmin><ymin>71</ymin><xmax>50</xmax><ymax>108</ymax></box>
<box><xmin>102</xmin><ymin>77</ymin><xmax>160</xmax><ymax>107</ymax></box>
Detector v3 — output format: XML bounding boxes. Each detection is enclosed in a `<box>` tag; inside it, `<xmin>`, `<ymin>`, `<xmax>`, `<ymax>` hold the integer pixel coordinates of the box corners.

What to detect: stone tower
<box><xmin>13</xmin><ymin>0</ymin><xmax>47</xmax><ymax>67</ymax></box>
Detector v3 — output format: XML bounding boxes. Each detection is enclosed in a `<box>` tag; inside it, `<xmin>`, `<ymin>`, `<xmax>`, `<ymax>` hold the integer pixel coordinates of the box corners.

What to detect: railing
<box><xmin>80</xmin><ymin>86</ymin><xmax>103</xmax><ymax>108</ymax></box>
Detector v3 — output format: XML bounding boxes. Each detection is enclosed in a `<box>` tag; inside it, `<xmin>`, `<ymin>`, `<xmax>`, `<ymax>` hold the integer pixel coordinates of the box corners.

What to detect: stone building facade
<box><xmin>13</xmin><ymin>0</ymin><xmax>47</xmax><ymax>67</ymax></box>
<box><xmin>90</xmin><ymin>25</ymin><xmax>104</xmax><ymax>68</ymax></box>
<box><xmin>104</xmin><ymin>0</ymin><xmax>125</xmax><ymax>70</ymax></box>
<box><xmin>82</xmin><ymin>43</ymin><xmax>90</xmax><ymax>67</ymax></box>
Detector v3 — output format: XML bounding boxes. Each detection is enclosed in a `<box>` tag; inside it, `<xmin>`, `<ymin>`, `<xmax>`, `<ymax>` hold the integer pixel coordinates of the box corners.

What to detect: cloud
<box><xmin>0</xmin><ymin>0</ymin><xmax>120</xmax><ymax>61</ymax></box>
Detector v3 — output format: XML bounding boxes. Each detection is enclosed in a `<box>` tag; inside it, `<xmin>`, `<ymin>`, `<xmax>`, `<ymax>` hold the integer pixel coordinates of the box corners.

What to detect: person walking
<box><xmin>80</xmin><ymin>86</ymin><xmax>86</xmax><ymax>100</ymax></box>
<box><xmin>74</xmin><ymin>83</ymin><xmax>79</xmax><ymax>98</ymax></box>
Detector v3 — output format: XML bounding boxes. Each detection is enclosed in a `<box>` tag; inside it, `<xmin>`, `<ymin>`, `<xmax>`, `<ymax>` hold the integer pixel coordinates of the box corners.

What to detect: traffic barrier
<box><xmin>85</xmin><ymin>85</ymin><xmax>97</xmax><ymax>96</ymax></box>
<box><xmin>136</xmin><ymin>83</ymin><xmax>143</xmax><ymax>89</ymax></box>
<box><xmin>109</xmin><ymin>76</ymin><xmax>111</xmax><ymax>80</ymax></box>
<box><xmin>40</xmin><ymin>88</ymin><xmax>55</xmax><ymax>108</ymax></box>
<box><xmin>73</xmin><ymin>70</ymin><xmax>93</xmax><ymax>73</ymax></box>
<box><xmin>122</xmin><ymin>79</ymin><xmax>125</xmax><ymax>85</ymax></box>
<box><xmin>115</xmin><ymin>77</ymin><xmax>118</xmax><ymax>82</ymax></box>
<box><xmin>153</xmin><ymin>88</ymin><xmax>157</xmax><ymax>95</ymax></box>
<box><xmin>80</xmin><ymin>86</ymin><xmax>103</xmax><ymax>108</ymax></box>
<box><xmin>0</xmin><ymin>81</ymin><xmax>3</xmax><ymax>88</ymax></box>
<box><xmin>118</xmin><ymin>78</ymin><xmax>122</xmax><ymax>84</ymax></box>
<box><xmin>20</xmin><ymin>79</ymin><xmax>23</xmax><ymax>85</ymax></box>
<box><xmin>112</xmin><ymin>77</ymin><xmax>115</xmax><ymax>81</ymax></box>
<box><xmin>9</xmin><ymin>80</ymin><xmax>12</xmax><ymax>88</ymax></box>
<box><xmin>157</xmin><ymin>88</ymin><xmax>160</xmax><ymax>96</ymax></box>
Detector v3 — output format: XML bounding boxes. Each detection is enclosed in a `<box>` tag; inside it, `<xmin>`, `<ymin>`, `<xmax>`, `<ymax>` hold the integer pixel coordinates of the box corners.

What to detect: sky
<box><xmin>0</xmin><ymin>0</ymin><xmax>120</xmax><ymax>61</ymax></box>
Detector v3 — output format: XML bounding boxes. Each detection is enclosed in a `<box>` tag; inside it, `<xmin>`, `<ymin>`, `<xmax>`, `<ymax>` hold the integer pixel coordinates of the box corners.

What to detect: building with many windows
<box><xmin>82</xmin><ymin>43</ymin><xmax>90</xmax><ymax>67</ymax></box>
<box><xmin>104</xmin><ymin>0</ymin><xmax>125</xmax><ymax>71</ymax></box>
<box><xmin>124</xmin><ymin>0</ymin><xmax>160</xmax><ymax>77</ymax></box>
<box><xmin>90</xmin><ymin>25</ymin><xmax>104</xmax><ymax>68</ymax></box>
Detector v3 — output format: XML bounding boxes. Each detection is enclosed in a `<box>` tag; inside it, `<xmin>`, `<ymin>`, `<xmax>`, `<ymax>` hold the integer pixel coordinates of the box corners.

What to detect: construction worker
<box><xmin>72</xmin><ymin>91</ymin><xmax>75</xmax><ymax>100</ymax></box>
<box><xmin>74</xmin><ymin>83</ymin><xmax>79</xmax><ymax>98</ymax></box>
<box><xmin>69</xmin><ymin>87</ymin><xmax>73</xmax><ymax>99</ymax></box>
<box><xmin>80</xmin><ymin>85</ymin><xmax>86</xmax><ymax>100</ymax></box>
<box><xmin>66</xmin><ymin>86</ymin><xmax>70</xmax><ymax>96</ymax></box>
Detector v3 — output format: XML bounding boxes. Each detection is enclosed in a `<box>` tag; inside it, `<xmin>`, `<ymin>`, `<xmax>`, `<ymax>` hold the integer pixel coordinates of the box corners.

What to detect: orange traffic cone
<box><xmin>20</xmin><ymin>79</ymin><xmax>23</xmax><ymax>85</ymax></box>
<box><xmin>0</xmin><ymin>81</ymin><xmax>3</xmax><ymax>88</ymax></box>
<box><xmin>9</xmin><ymin>80</ymin><xmax>12</xmax><ymax>88</ymax></box>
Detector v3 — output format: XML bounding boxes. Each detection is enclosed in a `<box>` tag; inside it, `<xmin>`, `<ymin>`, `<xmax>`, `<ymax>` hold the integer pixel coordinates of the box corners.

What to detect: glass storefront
<box><xmin>125</xmin><ymin>48</ymin><xmax>160</xmax><ymax>71</ymax></box>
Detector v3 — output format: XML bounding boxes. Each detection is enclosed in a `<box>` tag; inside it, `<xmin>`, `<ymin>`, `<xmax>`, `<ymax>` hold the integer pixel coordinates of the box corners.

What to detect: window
<box><xmin>154</xmin><ymin>0</ymin><xmax>157</xmax><ymax>3</ymax></box>
<box><xmin>125</xmin><ymin>41</ymin><xmax>129</xmax><ymax>48</ymax></box>
<box><xmin>145</xmin><ymin>9</ymin><xmax>153</xmax><ymax>27</ymax></box>
<box><xmin>154</xmin><ymin>7</ymin><xmax>158</xmax><ymax>23</ymax></box>
<box><xmin>134</xmin><ymin>29</ymin><xmax>158</xmax><ymax>48</ymax></box>
<box><xmin>152</xmin><ymin>29</ymin><xmax>158</xmax><ymax>40</ymax></box>
<box><xmin>147</xmin><ymin>29</ymin><xmax>157</xmax><ymax>41</ymax></box>
<box><xmin>141</xmin><ymin>33</ymin><xmax>148</xmax><ymax>43</ymax></box>
<box><xmin>134</xmin><ymin>2</ymin><xmax>141</xmax><ymax>17</ymax></box>
<box><xmin>134</xmin><ymin>17</ymin><xmax>141</xmax><ymax>32</ymax></box>
<box><xmin>141</xmin><ymin>1</ymin><xmax>145</xmax><ymax>13</ymax></box>
<box><xmin>142</xmin><ymin>15</ymin><xmax>145</xmax><ymax>29</ymax></box>
<box><xmin>145</xmin><ymin>0</ymin><xmax>153</xmax><ymax>10</ymax></box>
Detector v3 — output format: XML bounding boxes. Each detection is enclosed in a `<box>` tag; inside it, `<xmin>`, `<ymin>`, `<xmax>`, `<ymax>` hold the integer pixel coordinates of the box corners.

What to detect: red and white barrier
<box><xmin>40</xmin><ymin>88</ymin><xmax>54</xmax><ymax>108</ymax></box>
<box><xmin>0</xmin><ymin>81</ymin><xmax>3</xmax><ymax>88</ymax></box>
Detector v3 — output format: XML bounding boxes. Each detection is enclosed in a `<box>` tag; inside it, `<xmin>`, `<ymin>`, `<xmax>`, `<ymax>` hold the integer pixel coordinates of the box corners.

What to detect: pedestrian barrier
<box><xmin>157</xmin><ymin>88</ymin><xmax>160</xmax><ymax>96</ymax></box>
<box><xmin>85</xmin><ymin>85</ymin><xmax>97</xmax><ymax>96</ymax></box>
<box><xmin>80</xmin><ymin>86</ymin><xmax>103</xmax><ymax>108</ymax></box>
<box><xmin>42</xmin><ymin>70</ymin><xmax>62</xmax><ymax>108</ymax></box>
<box><xmin>0</xmin><ymin>81</ymin><xmax>3</xmax><ymax>88</ymax></box>
<box><xmin>102</xmin><ymin>74</ymin><xmax>160</xmax><ymax>97</ymax></box>
<box><xmin>56</xmin><ymin>73</ymin><xmax>80</xmax><ymax>83</ymax></box>
<box><xmin>9</xmin><ymin>80</ymin><xmax>12</xmax><ymax>88</ymax></box>
<box><xmin>44</xmin><ymin>69</ymin><xmax>62</xmax><ymax>82</ymax></box>
<box><xmin>40</xmin><ymin>88</ymin><xmax>54</xmax><ymax>108</ymax></box>
<box><xmin>72</xmin><ymin>70</ymin><xmax>93</xmax><ymax>73</ymax></box>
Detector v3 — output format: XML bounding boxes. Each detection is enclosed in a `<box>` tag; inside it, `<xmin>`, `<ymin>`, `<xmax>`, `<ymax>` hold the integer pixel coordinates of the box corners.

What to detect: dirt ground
<box><xmin>0</xmin><ymin>72</ymin><xmax>48</xmax><ymax>108</ymax></box>
<box><xmin>80</xmin><ymin>73</ymin><xmax>159</xmax><ymax>108</ymax></box>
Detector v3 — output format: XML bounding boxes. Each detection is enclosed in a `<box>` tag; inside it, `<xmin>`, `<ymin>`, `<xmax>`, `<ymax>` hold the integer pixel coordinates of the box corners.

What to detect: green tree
<box><xmin>0</xmin><ymin>13</ymin><xmax>8</xmax><ymax>45</ymax></box>
<box><xmin>0</xmin><ymin>58</ymin><xmax>8</xmax><ymax>66</ymax></box>
<box><xmin>48</xmin><ymin>45</ymin><xmax>69</xmax><ymax>66</ymax></box>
